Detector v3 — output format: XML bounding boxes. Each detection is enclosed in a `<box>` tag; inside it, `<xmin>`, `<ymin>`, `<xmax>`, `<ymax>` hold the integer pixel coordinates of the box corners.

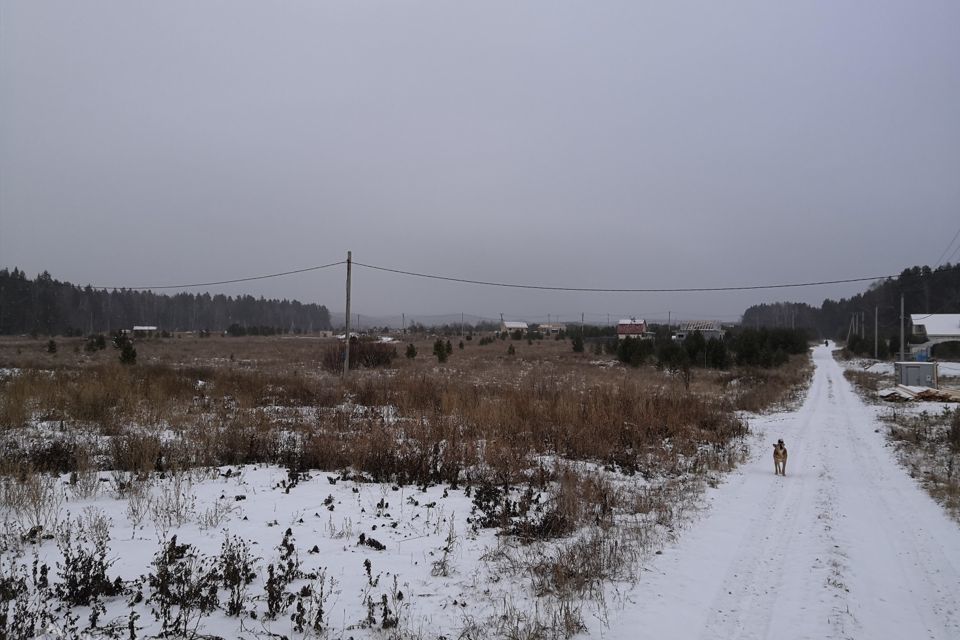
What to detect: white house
<box><xmin>500</xmin><ymin>321</ymin><xmax>529</xmax><ymax>334</ymax></box>
<box><xmin>538</xmin><ymin>323</ymin><xmax>566</xmax><ymax>335</ymax></box>
<box><xmin>132</xmin><ymin>325</ymin><xmax>158</xmax><ymax>337</ymax></box>
<box><xmin>910</xmin><ymin>314</ymin><xmax>960</xmax><ymax>357</ymax></box>
<box><xmin>911</xmin><ymin>314</ymin><xmax>960</xmax><ymax>340</ymax></box>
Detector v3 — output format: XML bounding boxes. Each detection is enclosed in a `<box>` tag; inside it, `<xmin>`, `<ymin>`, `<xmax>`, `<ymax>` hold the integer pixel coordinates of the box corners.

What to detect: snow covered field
<box><xmin>2</xmin><ymin>344</ymin><xmax>958</xmax><ymax>639</ymax></box>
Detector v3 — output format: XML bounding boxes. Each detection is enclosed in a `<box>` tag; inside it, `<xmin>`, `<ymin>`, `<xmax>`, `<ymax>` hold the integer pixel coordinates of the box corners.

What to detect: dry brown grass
<box><xmin>722</xmin><ymin>354</ymin><xmax>813</xmax><ymax>413</ymax></box>
<box><xmin>882</xmin><ymin>408</ymin><xmax>960</xmax><ymax>521</ymax></box>
<box><xmin>843</xmin><ymin>369</ymin><xmax>883</xmax><ymax>394</ymax></box>
<box><xmin>0</xmin><ymin>335</ymin><xmax>808</xmax><ymax>484</ymax></box>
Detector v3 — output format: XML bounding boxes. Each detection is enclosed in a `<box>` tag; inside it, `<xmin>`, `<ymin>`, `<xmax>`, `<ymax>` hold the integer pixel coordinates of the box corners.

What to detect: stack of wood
<box><xmin>878</xmin><ymin>385</ymin><xmax>960</xmax><ymax>402</ymax></box>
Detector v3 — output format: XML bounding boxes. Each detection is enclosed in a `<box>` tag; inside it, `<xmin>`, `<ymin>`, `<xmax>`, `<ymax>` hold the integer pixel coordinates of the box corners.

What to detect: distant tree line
<box><xmin>742</xmin><ymin>264</ymin><xmax>960</xmax><ymax>345</ymax></box>
<box><xmin>0</xmin><ymin>268</ymin><xmax>331</xmax><ymax>336</ymax></box>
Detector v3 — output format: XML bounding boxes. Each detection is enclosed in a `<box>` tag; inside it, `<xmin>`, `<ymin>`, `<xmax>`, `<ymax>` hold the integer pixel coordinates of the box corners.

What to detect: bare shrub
<box><xmin>264</xmin><ymin>528</ymin><xmax>302</xmax><ymax>620</ymax></box>
<box><xmin>197</xmin><ymin>499</ymin><xmax>236</xmax><ymax>530</ymax></box>
<box><xmin>55</xmin><ymin>513</ymin><xmax>121</xmax><ymax>608</ymax></box>
<box><xmin>67</xmin><ymin>447</ymin><xmax>102</xmax><ymax>501</ymax></box>
<box><xmin>949</xmin><ymin>411</ymin><xmax>960</xmax><ymax>452</ymax></box>
<box><xmin>0</xmin><ymin>519</ymin><xmax>24</xmax><ymax>555</ymax></box>
<box><xmin>6</xmin><ymin>472</ymin><xmax>64</xmax><ymax>533</ymax></box>
<box><xmin>67</xmin><ymin>469</ymin><xmax>101</xmax><ymax>501</ymax></box>
<box><xmin>493</xmin><ymin>596</ymin><xmax>585</xmax><ymax>640</ymax></box>
<box><xmin>23</xmin><ymin>438</ymin><xmax>81</xmax><ymax>475</ymax></box>
<box><xmin>430</xmin><ymin>518</ymin><xmax>459</xmax><ymax>577</ymax></box>
<box><xmin>292</xmin><ymin>569</ymin><xmax>337</xmax><ymax>634</ymax></box>
<box><xmin>0</xmin><ymin>372</ymin><xmax>33</xmax><ymax>429</ymax></box>
<box><xmin>326</xmin><ymin>516</ymin><xmax>354</xmax><ymax>539</ymax></box>
<box><xmin>78</xmin><ymin>507</ymin><xmax>112</xmax><ymax>542</ymax></box>
<box><xmin>125</xmin><ymin>477</ymin><xmax>153</xmax><ymax>534</ymax></box>
<box><xmin>321</xmin><ymin>341</ymin><xmax>397</xmax><ymax>373</ymax></box>
<box><xmin>843</xmin><ymin>369</ymin><xmax>883</xmax><ymax>394</ymax></box>
<box><xmin>208</xmin><ymin>409</ymin><xmax>278</xmax><ymax>466</ymax></box>
<box><xmin>529</xmin><ymin>528</ymin><xmax>619</xmax><ymax>599</ymax></box>
<box><xmin>147</xmin><ymin>536</ymin><xmax>220</xmax><ymax>637</ymax></box>
<box><xmin>218</xmin><ymin>534</ymin><xmax>258</xmax><ymax>617</ymax></box>
<box><xmin>0</xmin><ymin>551</ymin><xmax>56</xmax><ymax>639</ymax></box>
<box><xmin>110</xmin><ymin>431</ymin><xmax>163</xmax><ymax>476</ymax></box>
<box><xmin>150</xmin><ymin>473</ymin><xmax>195</xmax><ymax>538</ymax></box>
<box><xmin>726</xmin><ymin>356</ymin><xmax>812</xmax><ymax>412</ymax></box>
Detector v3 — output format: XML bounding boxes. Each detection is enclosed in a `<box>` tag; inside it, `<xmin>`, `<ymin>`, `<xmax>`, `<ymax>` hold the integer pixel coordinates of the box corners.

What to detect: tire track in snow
<box><xmin>697</xmin><ymin>371</ymin><xmax>827</xmax><ymax>640</ymax></box>
<box><xmin>697</xmin><ymin>348</ymin><xmax>854</xmax><ymax>640</ymax></box>
<box><xmin>826</xmin><ymin>363</ymin><xmax>960</xmax><ymax>640</ymax></box>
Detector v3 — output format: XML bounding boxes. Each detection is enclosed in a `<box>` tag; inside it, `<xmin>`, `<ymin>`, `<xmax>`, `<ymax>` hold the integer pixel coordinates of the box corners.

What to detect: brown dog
<box><xmin>773</xmin><ymin>439</ymin><xmax>788</xmax><ymax>476</ymax></box>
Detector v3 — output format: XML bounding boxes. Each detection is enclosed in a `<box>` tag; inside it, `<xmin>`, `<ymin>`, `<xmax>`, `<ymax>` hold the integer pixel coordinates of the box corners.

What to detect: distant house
<box><xmin>673</xmin><ymin>320</ymin><xmax>725</xmax><ymax>342</ymax></box>
<box><xmin>617</xmin><ymin>318</ymin><xmax>648</xmax><ymax>341</ymax></box>
<box><xmin>910</xmin><ymin>314</ymin><xmax>960</xmax><ymax>357</ymax></box>
<box><xmin>132</xmin><ymin>325</ymin><xmax>158</xmax><ymax>337</ymax></box>
<box><xmin>538</xmin><ymin>323</ymin><xmax>566</xmax><ymax>336</ymax></box>
<box><xmin>501</xmin><ymin>321</ymin><xmax>529</xmax><ymax>334</ymax></box>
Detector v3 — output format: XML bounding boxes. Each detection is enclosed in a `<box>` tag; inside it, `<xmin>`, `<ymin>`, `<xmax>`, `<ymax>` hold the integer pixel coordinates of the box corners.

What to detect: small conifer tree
<box><xmin>572</xmin><ymin>335</ymin><xmax>584</xmax><ymax>353</ymax></box>
<box><xmin>433</xmin><ymin>339</ymin><xmax>448</xmax><ymax>363</ymax></box>
<box><xmin>120</xmin><ymin>342</ymin><xmax>137</xmax><ymax>365</ymax></box>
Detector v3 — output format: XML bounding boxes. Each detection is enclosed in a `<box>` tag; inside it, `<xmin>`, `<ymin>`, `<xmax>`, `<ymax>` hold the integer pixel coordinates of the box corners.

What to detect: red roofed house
<box><xmin>617</xmin><ymin>318</ymin><xmax>647</xmax><ymax>341</ymax></box>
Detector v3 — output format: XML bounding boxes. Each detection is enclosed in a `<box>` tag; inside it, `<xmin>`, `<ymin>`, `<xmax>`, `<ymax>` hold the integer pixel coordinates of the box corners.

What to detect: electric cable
<box><xmin>94</xmin><ymin>261</ymin><xmax>346</xmax><ymax>290</ymax></box>
<box><xmin>933</xmin><ymin>223</ymin><xmax>960</xmax><ymax>269</ymax></box>
<box><xmin>353</xmin><ymin>261</ymin><xmax>894</xmax><ymax>293</ymax></box>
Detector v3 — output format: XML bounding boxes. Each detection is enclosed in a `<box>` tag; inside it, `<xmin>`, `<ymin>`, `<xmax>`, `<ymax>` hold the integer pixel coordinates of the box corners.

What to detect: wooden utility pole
<box><xmin>900</xmin><ymin>294</ymin><xmax>905</xmax><ymax>362</ymax></box>
<box><xmin>874</xmin><ymin>306</ymin><xmax>878</xmax><ymax>359</ymax></box>
<box><xmin>343</xmin><ymin>251</ymin><xmax>352</xmax><ymax>376</ymax></box>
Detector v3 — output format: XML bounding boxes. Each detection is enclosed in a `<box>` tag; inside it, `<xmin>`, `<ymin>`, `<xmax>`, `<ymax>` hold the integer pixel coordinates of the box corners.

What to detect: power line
<box><xmin>93</xmin><ymin>261</ymin><xmax>346</xmax><ymax>290</ymax></box>
<box><xmin>934</xmin><ymin>223</ymin><xmax>960</xmax><ymax>269</ymax></box>
<box><xmin>81</xmin><ymin>257</ymin><xmax>958</xmax><ymax>299</ymax></box>
<box><xmin>353</xmin><ymin>261</ymin><xmax>894</xmax><ymax>293</ymax></box>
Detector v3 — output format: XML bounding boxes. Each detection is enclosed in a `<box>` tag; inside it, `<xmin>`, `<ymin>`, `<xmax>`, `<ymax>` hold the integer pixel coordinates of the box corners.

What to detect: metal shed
<box><xmin>894</xmin><ymin>361</ymin><xmax>939</xmax><ymax>388</ymax></box>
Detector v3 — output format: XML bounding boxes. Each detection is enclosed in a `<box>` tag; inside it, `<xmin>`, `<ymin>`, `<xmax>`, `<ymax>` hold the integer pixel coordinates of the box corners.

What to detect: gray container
<box><xmin>894</xmin><ymin>361</ymin><xmax>939</xmax><ymax>388</ymax></box>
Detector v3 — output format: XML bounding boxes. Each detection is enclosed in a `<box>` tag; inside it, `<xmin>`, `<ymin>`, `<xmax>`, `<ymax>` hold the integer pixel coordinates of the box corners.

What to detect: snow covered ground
<box><xmin>5</xmin><ymin>345</ymin><xmax>959</xmax><ymax>639</ymax></box>
<box><xmin>6</xmin><ymin>466</ymin><xmax>532</xmax><ymax>638</ymax></box>
<box><xmin>591</xmin><ymin>343</ymin><xmax>960</xmax><ymax>640</ymax></box>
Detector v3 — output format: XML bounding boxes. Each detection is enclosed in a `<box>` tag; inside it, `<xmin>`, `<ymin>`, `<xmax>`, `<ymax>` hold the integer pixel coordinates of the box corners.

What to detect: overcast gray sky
<box><xmin>2</xmin><ymin>1</ymin><xmax>958</xmax><ymax>325</ymax></box>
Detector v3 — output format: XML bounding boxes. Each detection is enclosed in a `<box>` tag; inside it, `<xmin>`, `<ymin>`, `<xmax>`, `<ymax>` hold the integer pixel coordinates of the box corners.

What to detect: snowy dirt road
<box><xmin>593</xmin><ymin>344</ymin><xmax>960</xmax><ymax>640</ymax></box>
